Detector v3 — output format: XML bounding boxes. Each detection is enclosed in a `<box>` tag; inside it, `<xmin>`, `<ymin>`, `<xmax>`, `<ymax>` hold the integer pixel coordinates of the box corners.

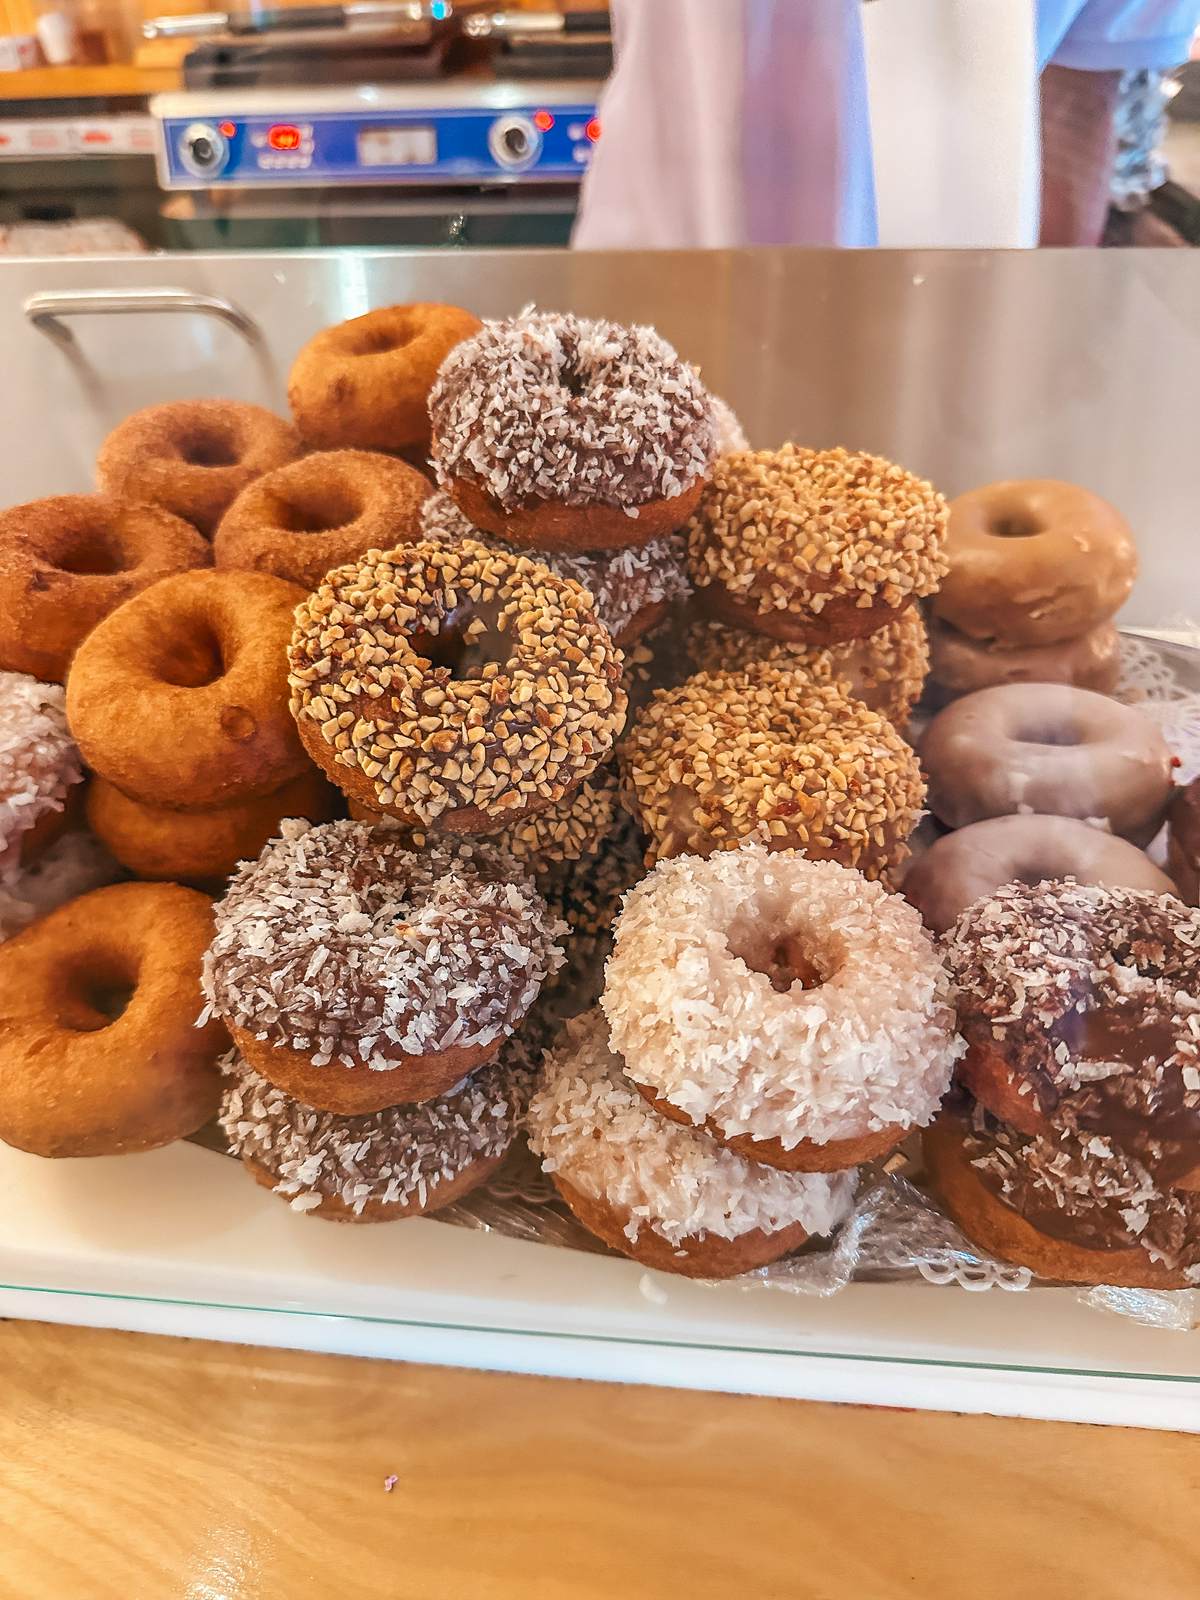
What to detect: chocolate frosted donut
<box><xmin>0</xmin><ymin>673</ymin><xmax>84</xmax><ymax>874</ymax></box>
<box><xmin>903</xmin><ymin>814</ymin><xmax>1176</xmax><ymax>934</ymax></box>
<box><xmin>920</xmin><ymin>683</ymin><xmax>1173</xmax><ymax>845</ymax></box>
<box><xmin>929</xmin><ymin>617</ymin><xmax>1121</xmax><ymax>700</ymax></box>
<box><xmin>934</xmin><ymin>479</ymin><xmax>1137</xmax><ymax>647</ymax></box>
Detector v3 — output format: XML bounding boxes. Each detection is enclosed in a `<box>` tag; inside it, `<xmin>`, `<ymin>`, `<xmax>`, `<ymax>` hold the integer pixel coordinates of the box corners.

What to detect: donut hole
<box><xmin>153</xmin><ymin>617</ymin><xmax>227</xmax><ymax>689</ymax></box>
<box><xmin>347</xmin><ymin>319</ymin><xmax>414</xmax><ymax>357</ymax></box>
<box><xmin>558</xmin><ymin>355</ymin><xmax>589</xmax><ymax>400</ymax></box>
<box><xmin>1015</xmin><ymin>722</ymin><xmax>1083</xmax><ymax>747</ymax></box>
<box><xmin>176</xmin><ymin>424</ymin><xmax>241</xmax><ymax>469</ymax></box>
<box><xmin>59</xmin><ymin>952</ymin><xmax>137</xmax><ymax>1032</ymax></box>
<box><xmin>988</xmin><ymin>510</ymin><xmax>1044</xmax><ymax>539</ymax></box>
<box><xmin>54</xmin><ymin>529</ymin><xmax>125</xmax><ymax>577</ymax></box>
<box><xmin>271</xmin><ymin>483</ymin><xmax>362</xmax><ymax>534</ymax></box>
<box><xmin>410</xmin><ymin>600</ymin><xmax>511</xmax><ymax>681</ymax></box>
<box><xmin>728</xmin><ymin>924</ymin><xmax>828</xmax><ymax>994</ymax></box>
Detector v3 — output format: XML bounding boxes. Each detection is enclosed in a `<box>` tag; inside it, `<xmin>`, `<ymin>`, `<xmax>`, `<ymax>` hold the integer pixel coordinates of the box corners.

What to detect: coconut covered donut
<box><xmin>219</xmin><ymin>1035</ymin><xmax>533</xmax><ymax>1222</ymax></box>
<box><xmin>429</xmin><ymin>310</ymin><xmax>718</xmax><ymax>552</ymax></box>
<box><xmin>527</xmin><ymin>1010</ymin><xmax>858</xmax><ymax>1277</ymax></box>
<box><xmin>96</xmin><ymin>400</ymin><xmax>302</xmax><ymax>538</ymax></box>
<box><xmin>0</xmin><ymin>493</ymin><xmax>211</xmax><ymax>683</ymax></box>
<box><xmin>288</xmin><ymin>303</ymin><xmax>483</xmax><ymax>455</ymax></box>
<box><xmin>708</xmin><ymin>393</ymin><xmax>749</xmax><ymax>454</ymax></box>
<box><xmin>929</xmin><ymin>617</ymin><xmax>1121</xmax><ymax>701</ymax></box>
<box><xmin>620</xmin><ymin>665</ymin><xmax>923</xmax><ymax>875</ymax></box>
<box><xmin>0</xmin><ymin>673</ymin><xmax>84</xmax><ymax>875</ymax></box>
<box><xmin>201</xmin><ymin>818</ymin><xmax>564</xmax><ymax>1114</ymax></box>
<box><xmin>214</xmin><ymin>450</ymin><xmax>432</xmax><ymax>590</ymax></box>
<box><xmin>0</xmin><ymin>832</ymin><xmax>119</xmax><ymax>945</ymax></box>
<box><xmin>0</xmin><ymin>881</ymin><xmax>225</xmax><ymax>1158</ymax></box>
<box><xmin>686</xmin><ymin>445</ymin><xmax>949</xmax><ymax>646</ymax></box>
<box><xmin>602</xmin><ymin>846</ymin><xmax>963</xmax><ymax>1172</ymax></box>
<box><xmin>67</xmin><ymin>568</ymin><xmax>308</xmax><ymax>810</ymax></box>
<box><xmin>288</xmin><ymin>539</ymin><xmax>626</xmax><ymax>833</ymax></box>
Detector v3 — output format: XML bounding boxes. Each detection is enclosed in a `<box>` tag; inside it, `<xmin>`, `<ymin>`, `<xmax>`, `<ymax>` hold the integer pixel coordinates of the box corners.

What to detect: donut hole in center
<box><xmin>59</xmin><ymin>953</ymin><xmax>137</xmax><ymax>1032</ymax></box>
<box><xmin>273</xmin><ymin>483</ymin><xmax>362</xmax><ymax>534</ymax></box>
<box><xmin>54</xmin><ymin>530</ymin><xmax>125</xmax><ymax>576</ymax></box>
<box><xmin>410</xmin><ymin>599</ymin><xmax>511</xmax><ymax>682</ymax></box>
<box><xmin>1015</xmin><ymin>722</ymin><xmax>1083</xmax><ymax>747</ymax></box>
<box><xmin>177</xmin><ymin>426</ymin><xmax>240</xmax><ymax>469</ymax></box>
<box><xmin>154</xmin><ymin>617</ymin><xmax>227</xmax><ymax>689</ymax></box>
<box><xmin>728</xmin><ymin>925</ymin><xmax>828</xmax><ymax>994</ymax></box>
<box><xmin>558</xmin><ymin>356</ymin><xmax>590</xmax><ymax>400</ymax></box>
<box><xmin>349</xmin><ymin>321</ymin><xmax>413</xmax><ymax>357</ymax></box>
<box><xmin>988</xmin><ymin>510</ymin><xmax>1044</xmax><ymax>539</ymax></box>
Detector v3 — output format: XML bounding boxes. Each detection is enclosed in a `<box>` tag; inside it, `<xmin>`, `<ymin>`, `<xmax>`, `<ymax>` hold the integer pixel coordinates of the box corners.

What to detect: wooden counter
<box><xmin>1</xmin><ymin>1320</ymin><xmax>1197</xmax><ymax>1599</ymax></box>
<box><xmin>0</xmin><ymin>64</ymin><xmax>179</xmax><ymax>100</ymax></box>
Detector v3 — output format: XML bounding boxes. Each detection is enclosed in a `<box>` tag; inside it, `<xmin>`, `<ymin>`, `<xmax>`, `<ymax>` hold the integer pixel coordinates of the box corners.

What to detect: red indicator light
<box><xmin>585</xmin><ymin>117</ymin><xmax>601</xmax><ymax>142</ymax></box>
<box><xmin>218</xmin><ymin>121</ymin><xmax>236</xmax><ymax>138</ymax></box>
<box><xmin>532</xmin><ymin>109</ymin><xmax>554</xmax><ymax>133</ymax></box>
<box><xmin>268</xmin><ymin>124</ymin><xmax>302</xmax><ymax>152</ymax></box>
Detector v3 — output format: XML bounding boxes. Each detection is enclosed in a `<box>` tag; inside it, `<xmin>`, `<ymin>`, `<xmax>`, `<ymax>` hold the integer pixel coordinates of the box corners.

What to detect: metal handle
<box><xmin>24</xmin><ymin>288</ymin><xmax>263</xmax><ymax>352</ymax></box>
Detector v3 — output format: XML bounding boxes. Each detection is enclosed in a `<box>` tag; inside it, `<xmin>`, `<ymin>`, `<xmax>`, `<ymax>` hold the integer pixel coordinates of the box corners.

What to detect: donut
<box><xmin>0</xmin><ymin>673</ymin><xmax>84</xmax><ymax>875</ymax></box>
<box><xmin>201</xmin><ymin>819</ymin><xmax>564</xmax><ymax>1114</ymax></box>
<box><xmin>288</xmin><ymin>303</ymin><xmax>482</xmax><ymax>455</ymax></box>
<box><xmin>920</xmin><ymin>683</ymin><xmax>1173</xmax><ymax>845</ymax></box>
<box><xmin>941</xmin><ymin>880</ymin><xmax>1200</xmax><ymax>1187</ymax></box>
<box><xmin>429</xmin><ymin>311</ymin><xmax>717</xmax><ymax>552</ymax></box>
<box><xmin>421</xmin><ymin>489</ymin><xmax>689</xmax><ymax>646</ymax></box>
<box><xmin>96</xmin><ymin>400</ymin><xmax>302</xmax><ymax>538</ymax></box>
<box><xmin>1167</xmin><ymin>779</ymin><xmax>1200</xmax><ymax>906</ymax></box>
<box><xmin>925</xmin><ymin>1104</ymin><xmax>1200</xmax><ymax>1289</ymax></box>
<box><xmin>708</xmin><ymin>393</ymin><xmax>749</xmax><ymax>454</ymax></box>
<box><xmin>929</xmin><ymin>617</ymin><xmax>1121</xmax><ymax>700</ymax></box>
<box><xmin>620</xmin><ymin>665</ymin><xmax>924</xmax><ymax>875</ymax></box>
<box><xmin>288</xmin><ymin>539</ymin><xmax>626</xmax><ymax>834</ymax></box>
<box><xmin>686</xmin><ymin>445</ymin><xmax>948</xmax><ymax>646</ymax></box>
<box><xmin>933</xmin><ymin>479</ymin><xmax>1137</xmax><ymax>646</ymax></box>
<box><xmin>214</xmin><ymin>450</ymin><xmax>432</xmax><ymax>590</ymax></box>
<box><xmin>686</xmin><ymin>608</ymin><xmax>929</xmax><ymax>727</ymax></box>
<box><xmin>219</xmin><ymin>1037</ymin><xmax>532</xmax><ymax>1222</ymax></box>
<box><xmin>86</xmin><ymin>767</ymin><xmax>337</xmax><ymax>886</ymax></box>
<box><xmin>601</xmin><ymin>845</ymin><xmax>963</xmax><ymax>1172</ymax></box>
<box><xmin>0</xmin><ymin>831</ymin><xmax>119</xmax><ymax>945</ymax></box>
<box><xmin>526</xmin><ymin>1010</ymin><xmax>858</xmax><ymax>1278</ymax></box>
<box><xmin>903</xmin><ymin>815</ymin><xmax>1176</xmax><ymax>934</ymax></box>
<box><xmin>0</xmin><ymin>494</ymin><xmax>210</xmax><ymax>683</ymax></box>
<box><xmin>66</xmin><ymin>568</ymin><xmax>308</xmax><ymax>810</ymax></box>
<box><xmin>0</xmin><ymin>881</ymin><xmax>226</xmax><ymax>1157</ymax></box>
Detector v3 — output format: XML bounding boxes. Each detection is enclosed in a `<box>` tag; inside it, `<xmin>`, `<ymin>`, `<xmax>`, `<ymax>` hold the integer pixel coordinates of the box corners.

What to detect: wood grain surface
<box><xmin>1</xmin><ymin>1320</ymin><xmax>1198</xmax><ymax>1600</ymax></box>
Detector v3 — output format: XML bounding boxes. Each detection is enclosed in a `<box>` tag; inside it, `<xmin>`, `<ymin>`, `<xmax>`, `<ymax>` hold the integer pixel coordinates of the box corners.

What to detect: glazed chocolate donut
<box><xmin>602</xmin><ymin>845</ymin><xmax>963</xmax><ymax>1172</ymax></box>
<box><xmin>925</xmin><ymin>1105</ymin><xmax>1199</xmax><ymax>1289</ymax></box>
<box><xmin>0</xmin><ymin>881</ymin><xmax>226</xmax><ymax>1157</ymax></box>
<box><xmin>920</xmin><ymin>683</ymin><xmax>1173</xmax><ymax>845</ymax></box>
<box><xmin>526</xmin><ymin>1010</ymin><xmax>858</xmax><ymax>1278</ymax></box>
<box><xmin>66</xmin><ymin>568</ymin><xmax>308</xmax><ymax>810</ymax></box>
<box><xmin>929</xmin><ymin>617</ymin><xmax>1121</xmax><ymax>701</ymax></box>
<box><xmin>0</xmin><ymin>493</ymin><xmax>210</xmax><ymax>683</ymax></box>
<box><xmin>941</xmin><ymin>880</ymin><xmax>1200</xmax><ymax>1187</ymax></box>
<box><xmin>215</xmin><ymin>450</ymin><xmax>432</xmax><ymax>590</ymax></box>
<box><xmin>429</xmin><ymin>311</ymin><xmax>717</xmax><ymax>553</ymax></box>
<box><xmin>86</xmin><ymin>767</ymin><xmax>337</xmax><ymax>886</ymax></box>
<box><xmin>686</xmin><ymin>445</ymin><xmax>949</xmax><ymax>646</ymax></box>
<box><xmin>903</xmin><ymin>814</ymin><xmax>1176</xmax><ymax>934</ymax></box>
<box><xmin>0</xmin><ymin>673</ymin><xmax>84</xmax><ymax>874</ymax></box>
<box><xmin>96</xmin><ymin>400</ymin><xmax>302</xmax><ymax>538</ymax></box>
<box><xmin>288</xmin><ymin>303</ymin><xmax>482</xmax><ymax>455</ymax></box>
<box><xmin>202</xmin><ymin>819</ymin><xmax>564</xmax><ymax>1114</ymax></box>
<box><xmin>288</xmin><ymin>539</ymin><xmax>626</xmax><ymax>834</ymax></box>
<box><xmin>934</xmin><ymin>479</ymin><xmax>1137</xmax><ymax>647</ymax></box>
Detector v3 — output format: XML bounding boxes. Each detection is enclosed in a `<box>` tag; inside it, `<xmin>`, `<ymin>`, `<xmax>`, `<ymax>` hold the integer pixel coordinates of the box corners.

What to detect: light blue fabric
<box><xmin>1038</xmin><ymin>0</ymin><xmax>1200</xmax><ymax>70</ymax></box>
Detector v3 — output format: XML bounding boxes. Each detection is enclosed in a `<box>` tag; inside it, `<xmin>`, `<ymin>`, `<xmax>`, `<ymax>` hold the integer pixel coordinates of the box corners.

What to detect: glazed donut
<box><xmin>620</xmin><ymin>666</ymin><xmax>924</xmax><ymax>876</ymax></box>
<box><xmin>201</xmin><ymin>819</ymin><xmax>564</xmax><ymax>1114</ymax></box>
<box><xmin>288</xmin><ymin>539</ymin><xmax>626</xmax><ymax>834</ymax></box>
<box><xmin>0</xmin><ymin>673</ymin><xmax>84</xmax><ymax>874</ymax></box>
<box><xmin>429</xmin><ymin>311</ymin><xmax>717</xmax><ymax>552</ymax></box>
<box><xmin>903</xmin><ymin>814</ymin><xmax>1176</xmax><ymax>934</ymax></box>
<box><xmin>214</xmin><ymin>450</ymin><xmax>432</xmax><ymax>590</ymax></box>
<box><xmin>526</xmin><ymin>1010</ymin><xmax>858</xmax><ymax>1278</ymax></box>
<box><xmin>220</xmin><ymin>1036</ymin><xmax>533</xmax><ymax>1222</ymax></box>
<box><xmin>288</xmin><ymin>303</ymin><xmax>482</xmax><ymax>454</ymax></box>
<box><xmin>66</xmin><ymin>568</ymin><xmax>308</xmax><ymax>810</ymax></box>
<box><xmin>0</xmin><ymin>832</ymin><xmax>119</xmax><ymax>945</ymax></box>
<box><xmin>925</xmin><ymin>1105</ymin><xmax>1200</xmax><ymax>1289</ymax></box>
<box><xmin>929</xmin><ymin>617</ymin><xmax>1121</xmax><ymax>700</ymax></box>
<box><xmin>0</xmin><ymin>493</ymin><xmax>210</xmax><ymax>683</ymax></box>
<box><xmin>920</xmin><ymin>683</ymin><xmax>1173</xmax><ymax>845</ymax></box>
<box><xmin>686</xmin><ymin>445</ymin><xmax>948</xmax><ymax>646</ymax></box>
<box><xmin>0</xmin><ymin>881</ymin><xmax>225</xmax><ymax>1157</ymax></box>
<box><xmin>86</xmin><ymin>767</ymin><xmax>337</xmax><ymax>886</ymax></box>
<box><xmin>934</xmin><ymin>479</ymin><xmax>1137</xmax><ymax>647</ymax></box>
<box><xmin>601</xmin><ymin>845</ymin><xmax>963</xmax><ymax>1172</ymax></box>
<box><xmin>1168</xmin><ymin>778</ymin><xmax>1200</xmax><ymax>905</ymax></box>
<box><xmin>421</xmin><ymin>490</ymin><xmax>690</xmax><ymax>646</ymax></box>
<box><xmin>686</xmin><ymin>608</ymin><xmax>929</xmax><ymax>728</ymax></box>
<box><xmin>96</xmin><ymin>400</ymin><xmax>302</xmax><ymax>538</ymax></box>
<box><xmin>941</xmin><ymin>880</ymin><xmax>1200</xmax><ymax>1186</ymax></box>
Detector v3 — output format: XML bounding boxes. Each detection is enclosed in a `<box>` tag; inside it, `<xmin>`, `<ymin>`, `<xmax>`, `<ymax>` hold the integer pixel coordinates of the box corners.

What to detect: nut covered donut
<box><xmin>215</xmin><ymin>450</ymin><xmax>432</xmax><ymax>590</ymax></box>
<box><xmin>602</xmin><ymin>846</ymin><xmax>964</xmax><ymax>1171</ymax></box>
<box><xmin>67</xmin><ymin>568</ymin><xmax>308</xmax><ymax>810</ymax></box>
<box><xmin>920</xmin><ymin>683</ymin><xmax>1173</xmax><ymax>845</ymax></box>
<box><xmin>429</xmin><ymin>311</ymin><xmax>718</xmax><ymax>552</ymax></box>
<box><xmin>96</xmin><ymin>400</ymin><xmax>302</xmax><ymax>538</ymax></box>
<box><xmin>288</xmin><ymin>539</ymin><xmax>626</xmax><ymax>833</ymax></box>
<box><xmin>0</xmin><ymin>493</ymin><xmax>210</xmax><ymax>682</ymax></box>
<box><xmin>686</xmin><ymin>445</ymin><xmax>949</xmax><ymax>646</ymax></box>
<box><xmin>527</xmin><ymin>1010</ymin><xmax>858</xmax><ymax>1278</ymax></box>
<box><xmin>0</xmin><ymin>881</ymin><xmax>225</xmax><ymax>1157</ymax></box>
<box><xmin>288</xmin><ymin>303</ymin><xmax>482</xmax><ymax>455</ymax></box>
<box><xmin>0</xmin><ymin>673</ymin><xmax>84</xmax><ymax>874</ymax></box>
<box><xmin>201</xmin><ymin>818</ymin><xmax>565</xmax><ymax>1114</ymax></box>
